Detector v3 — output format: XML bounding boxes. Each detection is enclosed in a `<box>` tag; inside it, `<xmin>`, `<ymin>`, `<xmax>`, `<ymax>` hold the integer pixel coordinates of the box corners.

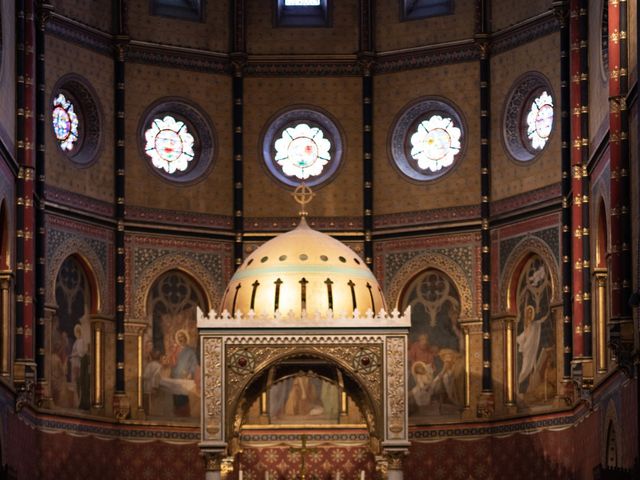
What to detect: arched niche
<box><xmin>142</xmin><ymin>269</ymin><xmax>208</xmax><ymax>422</ymax></box>
<box><xmin>133</xmin><ymin>253</ymin><xmax>216</xmax><ymax>320</ymax></box>
<box><xmin>50</xmin><ymin>254</ymin><xmax>98</xmax><ymax>411</ymax></box>
<box><xmin>501</xmin><ymin>236</ymin><xmax>560</xmax><ymax>315</ymax></box>
<box><xmin>46</xmin><ymin>238</ymin><xmax>106</xmax><ymax>314</ymax></box>
<box><xmin>595</xmin><ymin>196</ymin><xmax>608</xmax><ymax>269</ymax></box>
<box><xmin>388</xmin><ymin>252</ymin><xmax>474</xmax><ymax>320</ymax></box>
<box><xmin>399</xmin><ymin>268</ymin><xmax>467</xmax><ymax>423</ymax></box>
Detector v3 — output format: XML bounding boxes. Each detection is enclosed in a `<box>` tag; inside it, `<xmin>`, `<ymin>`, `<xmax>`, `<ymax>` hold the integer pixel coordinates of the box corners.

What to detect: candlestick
<box><xmin>239</xmin><ymin>470</ymin><xmax>243</xmax><ymax>480</ymax></box>
<box><xmin>360</xmin><ymin>470</ymin><xmax>365</xmax><ymax>480</ymax></box>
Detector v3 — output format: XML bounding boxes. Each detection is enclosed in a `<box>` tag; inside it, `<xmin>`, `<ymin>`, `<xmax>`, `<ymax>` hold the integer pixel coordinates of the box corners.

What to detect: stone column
<box><xmin>90</xmin><ymin>314</ymin><xmax>111</xmax><ymax>413</ymax></box>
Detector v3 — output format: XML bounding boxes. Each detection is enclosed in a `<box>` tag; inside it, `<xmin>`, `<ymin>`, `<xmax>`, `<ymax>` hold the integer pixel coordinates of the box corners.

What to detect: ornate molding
<box><xmin>499</xmin><ymin>235</ymin><xmax>561</xmax><ymax>313</ymax></box>
<box><xmin>130</xmin><ymin>251</ymin><xmax>221</xmax><ymax>320</ymax></box>
<box><xmin>385</xmin><ymin>337</ymin><xmax>407</xmax><ymax>441</ymax></box>
<box><xmin>492</xmin><ymin>11</ymin><xmax>560</xmax><ymax>55</ymax></box>
<box><xmin>127</xmin><ymin>41</ymin><xmax>229</xmax><ymax>74</ymax></box>
<box><xmin>375</xmin><ymin>41</ymin><xmax>479</xmax><ymax>74</ymax></box>
<box><xmin>46</xmin><ymin>13</ymin><xmax>112</xmax><ymax>56</ymax></box>
<box><xmin>203</xmin><ymin>337</ymin><xmax>223</xmax><ymax>441</ymax></box>
<box><xmin>386</xmin><ymin>252</ymin><xmax>474</xmax><ymax>319</ymax></box>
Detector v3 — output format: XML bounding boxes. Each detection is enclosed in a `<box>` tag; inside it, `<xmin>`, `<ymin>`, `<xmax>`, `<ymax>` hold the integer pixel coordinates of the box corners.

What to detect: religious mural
<box><xmin>269</xmin><ymin>371</ymin><xmax>340</xmax><ymax>424</ymax></box>
<box><xmin>51</xmin><ymin>256</ymin><xmax>92</xmax><ymax>411</ymax></box>
<box><xmin>515</xmin><ymin>256</ymin><xmax>556</xmax><ymax>404</ymax></box>
<box><xmin>402</xmin><ymin>269</ymin><xmax>465</xmax><ymax>421</ymax></box>
<box><xmin>143</xmin><ymin>270</ymin><xmax>203</xmax><ymax>422</ymax></box>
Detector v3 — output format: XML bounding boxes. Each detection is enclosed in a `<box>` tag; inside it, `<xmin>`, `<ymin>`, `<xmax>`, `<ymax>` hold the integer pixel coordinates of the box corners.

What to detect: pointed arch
<box><xmin>387</xmin><ymin>252</ymin><xmax>473</xmax><ymax>319</ymax></box>
<box><xmin>500</xmin><ymin>236</ymin><xmax>560</xmax><ymax>315</ymax></box>
<box><xmin>0</xmin><ymin>199</ymin><xmax>9</xmax><ymax>270</ymax></box>
<box><xmin>133</xmin><ymin>253</ymin><xmax>217</xmax><ymax>320</ymax></box>
<box><xmin>46</xmin><ymin>238</ymin><xmax>105</xmax><ymax>314</ymax></box>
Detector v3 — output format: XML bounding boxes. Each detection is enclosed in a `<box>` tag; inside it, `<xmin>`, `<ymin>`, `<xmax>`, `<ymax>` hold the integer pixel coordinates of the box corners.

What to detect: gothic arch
<box><xmin>387</xmin><ymin>252</ymin><xmax>474</xmax><ymax>319</ymax></box>
<box><xmin>47</xmin><ymin>238</ymin><xmax>105</xmax><ymax>313</ymax></box>
<box><xmin>134</xmin><ymin>254</ymin><xmax>217</xmax><ymax>321</ymax></box>
<box><xmin>500</xmin><ymin>236</ymin><xmax>560</xmax><ymax>314</ymax></box>
<box><xmin>594</xmin><ymin>194</ymin><xmax>609</xmax><ymax>269</ymax></box>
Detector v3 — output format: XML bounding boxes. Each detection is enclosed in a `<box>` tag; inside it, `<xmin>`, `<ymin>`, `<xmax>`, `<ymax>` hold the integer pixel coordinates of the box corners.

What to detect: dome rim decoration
<box><xmin>218</xmin><ymin>216</ymin><xmax>389</xmax><ymax>323</ymax></box>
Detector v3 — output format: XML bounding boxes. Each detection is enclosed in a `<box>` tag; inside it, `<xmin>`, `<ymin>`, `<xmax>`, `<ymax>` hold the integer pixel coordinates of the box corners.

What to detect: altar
<box><xmin>198</xmin><ymin>191</ymin><xmax>410</xmax><ymax>479</ymax></box>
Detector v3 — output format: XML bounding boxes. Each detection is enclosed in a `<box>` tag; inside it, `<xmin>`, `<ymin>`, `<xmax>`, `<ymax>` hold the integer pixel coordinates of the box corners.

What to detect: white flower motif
<box><xmin>274</xmin><ymin>123</ymin><xmax>331</xmax><ymax>179</ymax></box>
<box><xmin>410</xmin><ymin>115</ymin><xmax>461</xmax><ymax>173</ymax></box>
<box><xmin>52</xmin><ymin>93</ymin><xmax>79</xmax><ymax>152</ymax></box>
<box><xmin>526</xmin><ymin>91</ymin><xmax>554</xmax><ymax>150</ymax></box>
<box><xmin>144</xmin><ymin>115</ymin><xmax>195</xmax><ymax>174</ymax></box>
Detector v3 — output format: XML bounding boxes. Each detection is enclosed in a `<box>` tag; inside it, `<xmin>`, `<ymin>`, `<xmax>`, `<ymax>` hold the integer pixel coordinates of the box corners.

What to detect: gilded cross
<box><xmin>292</xmin><ymin>183</ymin><xmax>315</xmax><ymax>217</ymax></box>
<box><xmin>289</xmin><ymin>434</ymin><xmax>317</xmax><ymax>480</ymax></box>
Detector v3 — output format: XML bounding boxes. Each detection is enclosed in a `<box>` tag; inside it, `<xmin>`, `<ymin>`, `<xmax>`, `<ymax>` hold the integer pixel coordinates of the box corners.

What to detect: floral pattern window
<box><xmin>390</xmin><ymin>97</ymin><xmax>465</xmax><ymax>182</ymax></box>
<box><xmin>144</xmin><ymin>115</ymin><xmax>196</xmax><ymax>175</ymax></box>
<box><xmin>525</xmin><ymin>91</ymin><xmax>554</xmax><ymax>151</ymax></box>
<box><xmin>503</xmin><ymin>73</ymin><xmax>555</xmax><ymax>162</ymax></box>
<box><xmin>410</xmin><ymin>115</ymin><xmax>461</xmax><ymax>173</ymax></box>
<box><xmin>52</xmin><ymin>93</ymin><xmax>79</xmax><ymax>152</ymax></box>
<box><xmin>263</xmin><ymin>107</ymin><xmax>343</xmax><ymax>188</ymax></box>
<box><xmin>274</xmin><ymin>123</ymin><xmax>331</xmax><ymax>180</ymax></box>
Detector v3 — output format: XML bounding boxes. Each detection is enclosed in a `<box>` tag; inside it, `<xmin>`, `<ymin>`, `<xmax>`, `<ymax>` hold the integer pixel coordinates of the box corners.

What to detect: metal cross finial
<box><xmin>292</xmin><ymin>183</ymin><xmax>315</xmax><ymax>217</ymax></box>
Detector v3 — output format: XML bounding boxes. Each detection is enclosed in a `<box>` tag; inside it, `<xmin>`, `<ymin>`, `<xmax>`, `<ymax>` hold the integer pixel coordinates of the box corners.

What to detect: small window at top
<box><xmin>151</xmin><ymin>0</ymin><xmax>204</xmax><ymax>22</ymax></box>
<box><xmin>402</xmin><ymin>0</ymin><xmax>453</xmax><ymax>21</ymax></box>
<box><xmin>275</xmin><ymin>0</ymin><xmax>330</xmax><ymax>27</ymax></box>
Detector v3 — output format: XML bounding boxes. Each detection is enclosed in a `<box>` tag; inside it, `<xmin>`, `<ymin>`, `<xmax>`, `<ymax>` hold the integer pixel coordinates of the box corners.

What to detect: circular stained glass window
<box><xmin>144</xmin><ymin>115</ymin><xmax>195</xmax><ymax>174</ymax></box>
<box><xmin>263</xmin><ymin>107</ymin><xmax>343</xmax><ymax>188</ymax></box>
<box><xmin>139</xmin><ymin>99</ymin><xmax>215</xmax><ymax>184</ymax></box>
<box><xmin>51</xmin><ymin>75</ymin><xmax>102</xmax><ymax>166</ymax></box>
<box><xmin>525</xmin><ymin>91</ymin><xmax>554</xmax><ymax>151</ymax></box>
<box><xmin>503</xmin><ymin>72</ymin><xmax>555</xmax><ymax>162</ymax></box>
<box><xmin>390</xmin><ymin>97</ymin><xmax>465</xmax><ymax>182</ymax></box>
<box><xmin>52</xmin><ymin>93</ymin><xmax>79</xmax><ymax>152</ymax></box>
<box><xmin>274</xmin><ymin>123</ymin><xmax>331</xmax><ymax>180</ymax></box>
<box><xmin>409</xmin><ymin>114</ymin><xmax>461</xmax><ymax>173</ymax></box>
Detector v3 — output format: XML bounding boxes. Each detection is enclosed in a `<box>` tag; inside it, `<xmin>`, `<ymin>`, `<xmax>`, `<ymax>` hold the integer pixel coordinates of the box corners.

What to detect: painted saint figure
<box><xmin>167</xmin><ymin>329</ymin><xmax>199</xmax><ymax>417</ymax></box>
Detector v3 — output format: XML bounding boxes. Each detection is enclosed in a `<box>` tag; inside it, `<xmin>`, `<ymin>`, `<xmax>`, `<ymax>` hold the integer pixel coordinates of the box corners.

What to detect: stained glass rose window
<box><xmin>139</xmin><ymin>100</ymin><xmax>215</xmax><ymax>184</ymax></box>
<box><xmin>525</xmin><ymin>91</ymin><xmax>554</xmax><ymax>151</ymax></box>
<box><xmin>274</xmin><ymin>123</ymin><xmax>331</xmax><ymax>179</ymax></box>
<box><xmin>263</xmin><ymin>107</ymin><xmax>343</xmax><ymax>188</ymax></box>
<box><xmin>503</xmin><ymin>73</ymin><xmax>555</xmax><ymax>162</ymax></box>
<box><xmin>390</xmin><ymin>98</ymin><xmax>465</xmax><ymax>182</ymax></box>
<box><xmin>409</xmin><ymin>115</ymin><xmax>462</xmax><ymax>173</ymax></box>
<box><xmin>144</xmin><ymin>115</ymin><xmax>196</xmax><ymax>174</ymax></box>
<box><xmin>52</xmin><ymin>93</ymin><xmax>79</xmax><ymax>152</ymax></box>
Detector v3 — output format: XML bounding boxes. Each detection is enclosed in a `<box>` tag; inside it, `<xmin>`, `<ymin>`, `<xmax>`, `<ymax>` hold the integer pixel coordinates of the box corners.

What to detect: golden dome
<box><xmin>220</xmin><ymin>217</ymin><xmax>386</xmax><ymax>318</ymax></box>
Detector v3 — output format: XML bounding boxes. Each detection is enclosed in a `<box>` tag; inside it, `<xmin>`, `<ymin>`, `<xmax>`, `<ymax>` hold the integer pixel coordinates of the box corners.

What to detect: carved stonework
<box><xmin>385</xmin><ymin>337</ymin><xmax>406</xmax><ymax>440</ymax></box>
<box><xmin>130</xmin><ymin>251</ymin><xmax>221</xmax><ymax>319</ymax></box>
<box><xmin>387</xmin><ymin>252</ymin><xmax>474</xmax><ymax>319</ymax></box>
<box><xmin>499</xmin><ymin>236</ymin><xmax>560</xmax><ymax>313</ymax></box>
<box><xmin>223</xmin><ymin>337</ymin><xmax>384</xmax><ymax>436</ymax></box>
<box><xmin>203</xmin><ymin>337</ymin><xmax>223</xmax><ymax>440</ymax></box>
<box><xmin>46</xmin><ymin>236</ymin><xmax>108</xmax><ymax>312</ymax></box>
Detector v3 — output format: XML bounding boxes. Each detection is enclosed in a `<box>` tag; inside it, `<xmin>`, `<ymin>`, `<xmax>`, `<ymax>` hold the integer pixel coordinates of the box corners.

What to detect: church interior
<box><xmin>0</xmin><ymin>0</ymin><xmax>639</xmax><ymax>478</ymax></box>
